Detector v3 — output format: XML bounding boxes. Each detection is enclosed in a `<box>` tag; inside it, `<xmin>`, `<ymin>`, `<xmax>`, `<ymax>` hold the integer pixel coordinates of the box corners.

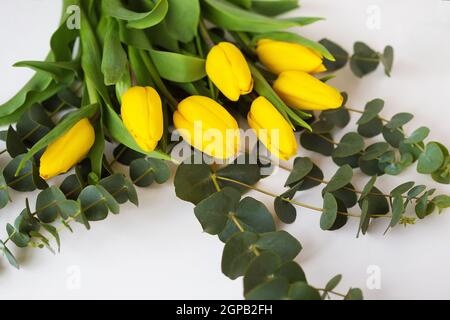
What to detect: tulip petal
<box><xmin>257</xmin><ymin>39</ymin><xmax>324</xmax><ymax>75</ymax></box>
<box><xmin>174</xmin><ymin>96</ymin><xmax>240</xmax><ymax>159</ymax></box>
<box><xmin>273</xmin><ymin>71</ymin><xmax>343</xmax><ymax>111</ymax></box>
<box><xmin>206</xmin><ymin>45</ymin><xmax>241</xmax><ymax>101</ymax></box>
<box><xmin>121</xmin><ymin>86</ymin><xmax>163</xmax><ymax>152</ymax></box>
<box><xmin>218</xmin><ymin>42</ymin><xmax>254</xmax><ymax>95</ymax></box>
<box><xmin>40</xmin><ymin>119</ymin><xmax>95</xmax><ymax>180</ymax></box>
<box><xmin>248</xmin><ymin>97</ymin><xmax>297</xmax><ymax>160</ymax></box>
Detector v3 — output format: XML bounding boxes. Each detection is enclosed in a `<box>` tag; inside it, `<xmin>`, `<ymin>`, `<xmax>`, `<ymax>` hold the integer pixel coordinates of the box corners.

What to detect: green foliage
<box><xmin>350</xmin><ymin>42</ymin><xmax>393</xmax><ymax>78</ymax></box>
<box><xmin>323</xmin><ymin>165</ymin><xmax>353</xmax><ymax>193</ymax></box>
<box><xmin>203</xmin><ymin>0</ymin><xmax>323</xmax><ymax>34</ymax></box>
<box><xmin>417</xmin><ymin>142</ymin><xmax>445</xmax><ymax>174</ymax></box>
<box><xmin>222</xmin><ymin>230</ymin><xmax>301</xmax><ymax>279</ymax></box>
<box><xmin>174</xmin><ymin>158</ymin><xmax>261</xmax><ymax>205</ymax></box>
<box><xmin>130</xmin><ymin>158</ymin><xmax>171</xmax><ymax>187</ymax></box>
<box><xmin>321</xmin><ymin>193</ymin><xmax>338</xmax><ymax>230</ymax></box>
<box><xmin>4</xmin><ymin>155</ymin><xmax>46</xmax><ymax>192</ymax></box>
<box><xmin>300</xmin><ymin>132</ymin><xmax>334</xmax><ymax>156</ymax></box>
<box><xmin>333</xmin><ymin>133</ymin><xmax>365</xmax><ymax>158</ymax></box>
<box><xmin>103</xmin><ymin>0</ymin><xmax>169</xmax><ymax>29</ymax></box>
<box><xmin>319</xmin><ymin>39</ymin><xmax>349</xmax><ymax>72</ymax></box>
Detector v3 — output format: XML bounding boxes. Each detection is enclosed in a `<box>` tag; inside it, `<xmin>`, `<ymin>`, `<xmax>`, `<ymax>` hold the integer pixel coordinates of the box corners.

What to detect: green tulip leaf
<box><xmin>103</xmin><ymin>0</ymin><xmax>169</xmax><ymax>29</ymax></box>
<box><xmin>203</xmin><ymin>0</ymin><xmax>323</xmax><ymax>34</ymax></box>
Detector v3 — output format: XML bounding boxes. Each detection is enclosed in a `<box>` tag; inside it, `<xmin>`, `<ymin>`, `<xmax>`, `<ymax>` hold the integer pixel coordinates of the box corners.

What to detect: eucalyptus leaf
<box><xmin>417</xmin><ymin>142</ymin><xmax>445</xmax><ymax>174</ymax></box>
<box><xmin>333</xmin><ymin>132</ymin><xmax>364</xmax><ymax>158</ymax></box>
<box><xmin>319</xmin><ymin>39</ymin><xmax>348</xmax><ymax>72</ymax></box>
<box><xmin>357</xmin><ymin>99</ymin><xmax>384</xmax><ymax>125</ymax></box>
<box><xmin>323</xmin><ymin>165</ymin><xmax>353</xmax><ymax>193</ymax></box>
<box><xmin>350</xmin><ymin>42</ymin><xmax>380</xmax><ymax>78</ymax></box>
<box><xmin>321</xmin><ymin>193</ymin><xmax>338</xmax><ymax>230</ymax></box>
<box><xmin>219</xmin><ymin>196</ymin><xmax>276</xmax><ymax>242</ymax></box>
<box><xmin>300</xmin><ymin>132</ymin><xmax>334</xmax><ymax>156</ymax></box>
<box><xmin>285</xmin><ymin>157</ymin><xmax>313</xmax><ymax>187</ymax></box>
<box><xmin>194</xmin><ymin>187</ymin><xmax>241</xmax><ymax>235</ymax></box>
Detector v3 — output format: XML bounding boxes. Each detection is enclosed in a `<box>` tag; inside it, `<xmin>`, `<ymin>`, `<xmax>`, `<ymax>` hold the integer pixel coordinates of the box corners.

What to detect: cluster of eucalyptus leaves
<box><xmin>0</xmin><ymin>0</ymin><xmax>448</xmax><ymax>301</ymax></box>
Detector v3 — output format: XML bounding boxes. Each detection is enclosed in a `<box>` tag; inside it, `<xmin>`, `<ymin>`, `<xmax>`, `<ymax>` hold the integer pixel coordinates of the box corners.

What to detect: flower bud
<box><xmin>173</xmin><ymin>96</ymin><xmax>240</xmax><ymax>159</ymax></box>
<box><xmin>256</xmin><ymin>39</ymin><xmax>327</xmax><ymax>75</ymax></box>
<box><xmin>121</xmin><ymin>86</ymin><xmax>164</xmax><ymax>152</ymax></box>
<box><xmin>273</xmin><ymin>71</ymin><xmax>343</xmax><ymax>110</ymax></box>
<box><xmin>206</xmin><ymin>42</ymin><xmax>254</xmax><ymax>101</ymax></box>
<box><xmin>248</xmin><ymin>97</ymin><xmax>298</xmax><ymax>160</ymax></box>
<box><xmin>39</xmin><ymin>118</ymin><xmax>95</xmax><ymax>180</ymax></box>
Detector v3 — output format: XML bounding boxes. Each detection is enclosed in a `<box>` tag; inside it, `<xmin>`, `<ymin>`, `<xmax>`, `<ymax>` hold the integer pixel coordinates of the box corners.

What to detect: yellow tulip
<box><xmin>206</xmin><ymin>42</ymin><xmax>254</xmax><ymax>102</ymax></box>
<box><xmin>273</xmin><ymin>71</ymin><xmax>343</xmax><ymax>111</ymax></box>
<box><xmin>173</xmin><ymin>96</ymin><xmax>240</xmax><ymax>159</ymax></box>
<box><xmin>40</xmin><ymin>118</ymin><xmax>95</xmax><ymax>180</ymax></box>
<box><xmin>256</xmin><ymin>39</ymin><xmax>327</xmax><ymax>75</ymax></box>
<box><xmin>121</xmin><ymin>86</ymin><xmax>164</xmax><ymax>152</ymax></box>
<box><xmin>248</xmin><ymin>97</ymin><xmax>298</xmax><ymax>161</ymax></box>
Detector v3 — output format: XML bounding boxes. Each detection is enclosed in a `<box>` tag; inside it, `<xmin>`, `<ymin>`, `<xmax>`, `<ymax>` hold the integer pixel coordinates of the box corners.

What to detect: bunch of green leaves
<box><xmin>320</xmin><ymin>39</ymin><xmax>394</xmax><ymax>77</ymax></box>
<box><xmin>300</xmin><ymin>97</ymin><xmax>450</xmax><ymax>185</ymax></box>
<box><xmin>174</xmin><ymin>158</ymin><xmax>362</xmax><ymax>300</ymax></box>
<box><xmin>275</xmin><ymin>157</ymin><xmax>450</xmax><ymax>236</ymax></box>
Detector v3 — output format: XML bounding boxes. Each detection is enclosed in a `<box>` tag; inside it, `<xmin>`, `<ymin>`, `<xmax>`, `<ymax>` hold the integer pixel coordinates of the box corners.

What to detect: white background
<box><xmin>0</xmin><ymin>0</ymin><xmax>449</xmax><ymax>300</ymax></box>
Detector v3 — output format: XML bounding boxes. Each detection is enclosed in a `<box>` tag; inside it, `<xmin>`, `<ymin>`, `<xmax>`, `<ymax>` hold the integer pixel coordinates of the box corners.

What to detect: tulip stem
<box><xmin>139</xmin><ymin>50</ymin><xmax>178</xmax><ymax>112</ymax></box>
<box><xmin>199</xmin><ymin>20</ymin><xmax>215</xmax><ymax>48</ymax></box>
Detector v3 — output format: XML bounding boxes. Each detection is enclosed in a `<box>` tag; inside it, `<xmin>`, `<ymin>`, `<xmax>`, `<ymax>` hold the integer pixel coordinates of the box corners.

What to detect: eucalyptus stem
<box><xmin>345</xmin><ymin>106</ymin><xmax>425</xmax><ymax>152</ymax></box>
<box><xmin>318</xmin><ymin>288</ymin><xmax>347</xmax><ymax>298</ymax></box>
<box><xmin>211</xmin><ymin>174</ymin><xmax>260</xmax><ymax>256</ymax></box>
<box><xmin>139</xmin><ymin>50</ymin><xmax>178</xmax><ymax>111</ymax></box>
<box><xmin>214</xmin><ymin>175</ymin><xmax>362</xmax><ymax>218</ymax></box>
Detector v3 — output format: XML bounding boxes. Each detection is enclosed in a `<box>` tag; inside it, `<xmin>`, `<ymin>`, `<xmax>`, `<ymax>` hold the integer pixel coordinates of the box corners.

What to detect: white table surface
<box><xmin>0</xmin><ymin>0</ymin><xmax>449</xmax><ymax>300</ymax></box>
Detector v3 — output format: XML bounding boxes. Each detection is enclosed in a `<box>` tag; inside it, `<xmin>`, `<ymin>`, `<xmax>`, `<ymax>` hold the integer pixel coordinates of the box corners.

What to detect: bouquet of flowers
<box><xmin>0</xmin><ymin>0</ymin><xmax>449</xmax><ymax>300</ymax></box>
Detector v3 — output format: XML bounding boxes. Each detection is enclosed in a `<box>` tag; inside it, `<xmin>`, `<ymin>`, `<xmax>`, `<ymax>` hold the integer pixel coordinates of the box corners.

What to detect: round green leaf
<box><xmin>285</xmin><ymin>157</ymin><xmax>314</xmax><ymax>187</ymax></box>
<box><xmin>174</xmin><ymin>163</ymin><xmax>215</xmax><ymax>205</ymax></box>
<box><xmin>4</xmin><ymin>155</ymin><xmax>36</xmax><ymax>192</ymax></box>
<box><xmin>78</xmin><ymin>186</ymin><xmax>110</xmax><ymax>221</ymax></box>
<box><xmin>219</xmin><ymin>196</ymin><xmax>276</xmax><ymax>243</ymax></box>
<box><xmin>36</xmin><ymin>186</ymin><xmax>66</xmax><ymax>223</ymax></box>
<box><xmin>357</xmin><ymin>99</ymin><xmax>384</xmax><ymax>125</ymax></box>
<box><xmin>300</xmin><ymin>132</ymin><xmax>334</xmax><ymax>156</ymax></box>
<box><xmin>417</xmin><ymin>142</ymin><xmax>445</xmax><ymax>174</ymax></box>
<box><xmin>321</xmin><ymin>193</ymin><xmax>338</xmax><ymax>230</ymax></box>
<box><xmin>289</xmin><ymin>282</ymin><xmax>321</xmax><ymax>300</ymax></box>
<box><xmin>194</xmin><ymin>187</ymin><xmax>241</xmax><ymax>235</ymax></box>
<box><xmin>324</xmin><ymin>165</ymin><xmax>353</xmax><ymax>193</ymax></box>
<box><xmin>333</xmin><ymin>132</ymin><xmax>364</xmax><ymax>158</ymax></box>
<box><xmin>386</xmin><ymin>113</ymin><xmax>414</xmax><ymax>130</ymax></box>
<box><xmin>404</xmin><ymin>127</ymin><xmax>430</xmax><ymax>144</ymax></box>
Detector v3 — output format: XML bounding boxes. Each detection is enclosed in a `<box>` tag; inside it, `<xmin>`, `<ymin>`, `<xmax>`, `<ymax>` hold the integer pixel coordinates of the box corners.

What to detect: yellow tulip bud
<box><xmin>273</xmin><ymin>71</ymin><xmax>343</xmax><ymax>111</ymax></box>
<box><xmin>173</xmin><ymin>96</ymin><xmax>240</xmax><ymax>159</ymax></box>
<box><xmin>39</xmin><ymin>119</ymin><xmax>95</xmax><ymax>180</ymax></box>
<box><xmin>256</xmin><ymin>39</ymin><xmax>327</xmax><ymax>75</ymax></box>
<box><xmin>121</xmin><ymin>86</ymin><xmax>164</xmax><ymax>152</ymax></box>
<box><xmin>248</xmin><ymin>97</ymin><xmax>298</xmax><ymax>161</ymax></box>
<box><xmin>206</xmin><ymin>42</ymin><xmax>254</xmax><ymax>102</ymax></box>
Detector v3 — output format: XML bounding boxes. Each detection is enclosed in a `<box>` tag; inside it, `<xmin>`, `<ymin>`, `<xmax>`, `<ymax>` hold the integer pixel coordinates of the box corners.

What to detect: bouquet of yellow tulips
<box><xmin>0</xmin><ymin>0</ymin><xmax>449</xmax><ymax>300</ymax></box>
